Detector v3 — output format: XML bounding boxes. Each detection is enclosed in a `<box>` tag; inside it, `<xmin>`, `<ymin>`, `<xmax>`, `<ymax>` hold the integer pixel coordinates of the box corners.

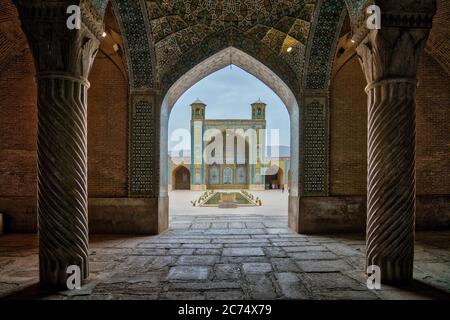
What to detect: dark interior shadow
<box><xmin>396</xmin><ymin>279</ymin><xmax>450</xmax><ymax>300</ymax></box>
<box><xmin>313</xmin><ymin>233</ymin><xmax>366</xmax><ymax>241</ymax></box>
<box><xmin>1</xmin><ymin>283</ymin><xmax>53</xmax><ymax>300</ymax></box>
<box><xmin>2</xmin><ymin>278</ymin><xmax>450</xmax><ymax>300</ymax></box>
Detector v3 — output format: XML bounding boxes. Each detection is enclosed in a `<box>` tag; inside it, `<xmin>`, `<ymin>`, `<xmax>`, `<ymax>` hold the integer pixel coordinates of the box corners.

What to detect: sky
<box><xmin>168</xmin><ymin>65</ymin><xmax>291</xmax><ymax>154</ymax></box>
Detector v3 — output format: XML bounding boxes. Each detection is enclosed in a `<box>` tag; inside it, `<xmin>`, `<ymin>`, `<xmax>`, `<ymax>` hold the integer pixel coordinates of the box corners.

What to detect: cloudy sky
<box><xmin>168</xmin><ymin>65</ymin><xmax>291</xmax><ymax>153</ymax></box>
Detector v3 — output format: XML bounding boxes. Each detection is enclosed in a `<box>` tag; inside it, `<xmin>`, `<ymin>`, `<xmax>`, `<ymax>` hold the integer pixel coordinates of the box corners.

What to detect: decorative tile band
<box><xmin>161</xmin><ymin>29</ymin><xmax>300</xmax><ymax>94</ymax></box>
<box><xmin>129</xmin><ymin>99</ymin><xmax>157</xmax><ymax>196</ymax></box>
<box><xmin>304</xmin><ymin>0</ymin><xmax>346</xmax><ymax>90</ymax></box>
<box><xmin>115</xmin><ymin>0</ymin><xmax>154</xmax><ymax>89</ymax></box>
<box><xmin>302</xmin><ymin>97</ymin><xmax>328</xmax><ymax>196</ymax></box>
<box><xmin>92</xmin><ymin>0</ymin><xmax>108</xmax><ymax>16</ymax></box>
<box><xmin>345</xmin><ymin>0</ymin><xmax>368</xmax><ymax>21</ymax></box>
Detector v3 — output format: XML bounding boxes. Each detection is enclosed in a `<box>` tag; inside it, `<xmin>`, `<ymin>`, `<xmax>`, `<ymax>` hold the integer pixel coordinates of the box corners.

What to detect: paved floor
<box><xmin>169</xmin><ymin>190</ymin><xmax>289</xmax><ymax>216</ymax></box>
<box><xmin>0</xmin><ymin>191</ymin><xmax>450</xmax><ymax>300</ymax></box>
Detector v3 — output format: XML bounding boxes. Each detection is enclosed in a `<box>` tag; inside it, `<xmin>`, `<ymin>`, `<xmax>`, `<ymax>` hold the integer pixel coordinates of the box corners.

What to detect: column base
<box><xmin>158</xmin><ymin>195</ymin><xmax>169</xmax><ymax>233</ymax></box>
<box><xmin>39</xmin><ymin>255</ymin><xmax>89</xmax><ymax>291</ymax></box>
<box><xmin>368</xmin><ymin>258</ymin><xmax>414</xmax><ymax>285</ymax></box>
<box><xmin>288</xmin><ymin>195</ymin><xmax>299</xmax><ymax>232</ymax></box>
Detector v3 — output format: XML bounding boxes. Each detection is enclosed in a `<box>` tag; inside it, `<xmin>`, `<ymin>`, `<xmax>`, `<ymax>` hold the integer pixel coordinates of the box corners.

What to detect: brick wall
<box><xmin>330</xmin><ymin>56</ymin><xmax>367</xmax><ymax>196</ymax></box>
<box><xmin>0</xmin><ymin>0</ymin><xmax>37</xmax><ymax>200</ymax></box>
<box><xmin>330</xmin><ymin>52</ymin><xmax>450</xmax><ymax>196</ymax></box>
<box><xmin>0</xmin><ymin>0</ymin><xmax>129</xmax><ymax>231</ymax></box>
<box><xmin>0</xmin><ymin>49</ymin><xmax>37</xmax><ymax>199</ymax></box>
<box><xmin>0</xmin><ymin>0</ymin><xmax>37</xmax><ymax>231</ymax></box>
<box><xmin>87</xmin><ymin>3</ymin><xmax>129</xmax><ymax>197</ymax></box>
<box><xmin>87</xmin><ymin>52</ymin><xmax>129</xmax><ymax>197</ymax></box>
<box><xmin>416</xmin><ymin>52</ymin><xmax>450</xmax><ymax>195</ymax></box>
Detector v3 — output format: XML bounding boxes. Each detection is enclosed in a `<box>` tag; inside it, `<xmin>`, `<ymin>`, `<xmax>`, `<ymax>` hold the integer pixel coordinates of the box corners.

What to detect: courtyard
<box><xmin>1</xmin><ymin>191</ymin><xmax>449</xmax><ymax>300</ymax></box>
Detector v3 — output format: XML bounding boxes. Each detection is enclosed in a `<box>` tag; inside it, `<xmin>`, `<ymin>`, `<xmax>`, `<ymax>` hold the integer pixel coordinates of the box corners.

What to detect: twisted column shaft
<box><xmin>354</xmin><ymin>2</ymin><xmax>436</xmax><ymax>283</ymax></box>
<box><xmin>11</xmin><ymin>0</ymin><xmax>102</xmax><ymax>291</ymax></box>
<box><xmin>366</xmin><ymin>79</ymin><xmax>417</xmax><ymax>284</ymax></box>
<box><xmin>37</xmin><ymin>75</ymin><xmax>89</xmax><ymax>289</ymax></box>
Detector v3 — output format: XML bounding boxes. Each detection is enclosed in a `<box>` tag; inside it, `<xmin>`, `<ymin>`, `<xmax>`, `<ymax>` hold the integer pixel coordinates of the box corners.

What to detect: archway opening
<box><xmin>172</xmin><ymin>166</ymin><xmax>191</xmax><ymax>190</ymax></box>
<box><xmin>160</xmin><ymin>47</ymin><xmax>300</xmax><ymax>230</ymax></box>
<box><xmin>265</xmin><ymin>166</ymin><xmax>284</xmax><ymax>190</ymax></box>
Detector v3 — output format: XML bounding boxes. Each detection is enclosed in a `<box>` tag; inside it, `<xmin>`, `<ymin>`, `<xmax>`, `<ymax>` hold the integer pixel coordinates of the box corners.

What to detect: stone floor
<box><xmin>1</xmin><ymin>212</ymin><xmax>450</xmax><ymax>300</ymax></box>
<box><xmin>169</xmin><ymin>190</ymin><xmax>289</xmax><ymax>216</ymax></box>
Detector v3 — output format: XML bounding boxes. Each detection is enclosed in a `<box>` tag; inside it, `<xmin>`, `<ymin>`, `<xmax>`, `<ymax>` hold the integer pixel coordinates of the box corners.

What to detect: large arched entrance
<box><xmin>173</xmin><ymin>166</ymin><xmax>191</xmax><ymax>190</ymax></box>
<box><xmin>160</xmin><ymin>47</ymin><xmax>300</xmax><ymax>230</ymax></box>
<box><xmin>265</xmin><ymin>166</ymin><xmax>284</xmax><ymax>190</ymax></box>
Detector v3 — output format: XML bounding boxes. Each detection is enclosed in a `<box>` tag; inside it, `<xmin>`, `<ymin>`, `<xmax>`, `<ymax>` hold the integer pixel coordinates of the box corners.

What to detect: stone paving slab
<box><xmin>290</xmin><ymin>251</ymin><xmax>339</xmax><ymax>260</ymax></box>
<box><xmin>177</xmin><ymin>255</ymin><xmax>219</xmax><ymax>266</ymax></box>
<box><xmin>222</xmin><ymin>247</ymin><xmax>265</xmax><ymax>256</ymax></box>
<box><xmin>296</xmin><ymin>259</ymin><xmax>353</xmax><ymax>273</ymax></box>
<box><xmin>242</xmin><ymin>263</ymin><xmax>273</xmax><ymax>274</ymax></box>
<box><xmin>167</xmin><ymin>266</ymin><xmax>211</xmax><ymax>281</ymax></box>
<box><xmin>276</xmin><ymin>272</ymin><xmax>312</xmax><ymax>299</ymax></box>
<box><xmin>0</xmin><ymin>212</ymin><xmax>450</xmax><ymax>300</ymax></box>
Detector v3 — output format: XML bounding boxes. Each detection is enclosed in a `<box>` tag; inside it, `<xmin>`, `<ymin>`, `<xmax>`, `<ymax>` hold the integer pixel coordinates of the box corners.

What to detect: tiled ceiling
<box><xmin>145</xmin><ymin>0</ymin><xmax>317</xmax><ymax>82</ymax></box>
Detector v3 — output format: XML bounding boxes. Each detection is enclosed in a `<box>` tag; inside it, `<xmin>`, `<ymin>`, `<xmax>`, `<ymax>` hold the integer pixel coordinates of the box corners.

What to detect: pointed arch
<box><xmin>160</xmin><ymin>28</ymin><xmax>301</xmax><ymax>94</ymax></box>
<box><xmin>160</xmin><ymin>46</ymin><xmax>301</xmax><ymax>230</ymax></box>
<box><xmin>172</xmin><ymin>166</ymin><xmax>191</xmax><ymax>190</ymax></box>
<box><xmin>109</xmin><ymin>0</ymin><xmax>156</xmax><ymax>89</ymax></box>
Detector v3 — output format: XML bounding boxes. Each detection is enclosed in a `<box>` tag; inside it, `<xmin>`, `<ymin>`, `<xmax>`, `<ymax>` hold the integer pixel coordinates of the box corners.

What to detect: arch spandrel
<box><xmin>160</xmin><ymin>29</ymin><xmax>302</xmax><ymax>96</ymax></box>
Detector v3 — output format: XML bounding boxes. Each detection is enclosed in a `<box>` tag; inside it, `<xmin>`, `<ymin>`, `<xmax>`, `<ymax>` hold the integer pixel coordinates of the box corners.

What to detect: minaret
<box><xmin>191</xmin><ymin>98</ymin><xmax>206</xmax><ymax>120</ymax></box>
<box><xmin>251</xmin><ymin>98</ymin><xmax>266</xmax><ymax>120</ymax></box>
<box><xmin>190</xmin><ymin>98</ymin><xmax>207</xmax><ymax>190</ymax></box>
<box><xmin>249</xmin><ymin>99</ymin><xmax>266</xmax><ymax>190</ymax></box>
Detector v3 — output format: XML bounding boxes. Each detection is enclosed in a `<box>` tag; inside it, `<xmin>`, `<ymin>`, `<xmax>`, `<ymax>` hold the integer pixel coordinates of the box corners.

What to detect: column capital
<box><xmin>356</xmin><ymin>22</ymin><xmax>434</xmax><ymax>87</ymax></box>
<box><xmin>13</xmin><ymin>0</ymin><xmax>102</xmax><ymax>79</ymax></box>
<box><xmin>352</xmin><ymin>0</ymin><xmax>436</xmax><ymax>49</ymax></box>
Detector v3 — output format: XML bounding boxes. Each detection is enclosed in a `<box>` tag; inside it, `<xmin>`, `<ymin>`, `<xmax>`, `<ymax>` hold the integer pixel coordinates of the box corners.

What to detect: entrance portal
<box><xmin>161</xmin><ymin>47</ymin><xmax>300</xmax><ymax>231</ymax></box>
<box><xmin>265</xmin><ymin>167</ymin><xmax>284</xmax><ymax>190</ymax></box>
<box><xmin>173</xmin><ymin>166</ymin><xmax>191</xmax><ymax>190</ymax></box>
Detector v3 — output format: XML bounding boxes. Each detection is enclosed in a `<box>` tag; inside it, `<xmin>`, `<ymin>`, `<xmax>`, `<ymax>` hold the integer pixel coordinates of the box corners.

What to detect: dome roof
<box><xmin>252</xmin><ymin>98</ymin><xmax>266</xmax><ymax>105</ymax></box>
<box><xmin>191</xmin><ymin>98</ymin><xmax>206</xmax><ymax>105</ymax></box>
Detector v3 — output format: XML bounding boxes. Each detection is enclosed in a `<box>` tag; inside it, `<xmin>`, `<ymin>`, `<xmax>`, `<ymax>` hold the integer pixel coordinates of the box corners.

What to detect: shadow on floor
<box><xmin>404</xmin><ymin>279</ymin><xmax>450</xmax><ymax>300</ymax></box>
<box><xmin>3</xmin><ymin>279</ymin><xmax>450</xmax><ymax>300</ymax></box>
<box><xmin>2</xmin><ymin>283</ymin><xmax>49</xmax><ymax>300</ymax></box>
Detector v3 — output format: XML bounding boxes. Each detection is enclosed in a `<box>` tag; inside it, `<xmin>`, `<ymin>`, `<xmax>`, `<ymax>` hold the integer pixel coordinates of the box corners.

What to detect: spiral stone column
<box><xmin>365</xmin><ymin>78</ymin><xmax>417</xmax><ymax>283</ymax></box>
<box><xmin>13</xmin><ymin>0</ymin><xmax>103</xmax><ymax>290</ymax></box>
<box><xmin>36</xmin><ymin>75</ymin><xmax>90</xmax><ymax>288</ymax></box>
<box><xmin>354</xmin><ymin>0</ymin><xmax>436</xmax><ymax>284</ymax></box>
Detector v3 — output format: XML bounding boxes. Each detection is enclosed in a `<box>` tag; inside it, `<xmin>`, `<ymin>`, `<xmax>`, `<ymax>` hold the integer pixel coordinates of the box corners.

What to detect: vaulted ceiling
<box><xmin>90</xmin><ymin>0</ymin><xmax>394</xmax><ymax>91</ymax></box>
<box><xmin>90</xmin><ymin>0</ymin><xmax>374</xmax><ymax>90</ymax></box>
<box><xmin>145</xmin><ymin>0</ymin><xmax>317</xmax><ymax>82</ymax></box>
